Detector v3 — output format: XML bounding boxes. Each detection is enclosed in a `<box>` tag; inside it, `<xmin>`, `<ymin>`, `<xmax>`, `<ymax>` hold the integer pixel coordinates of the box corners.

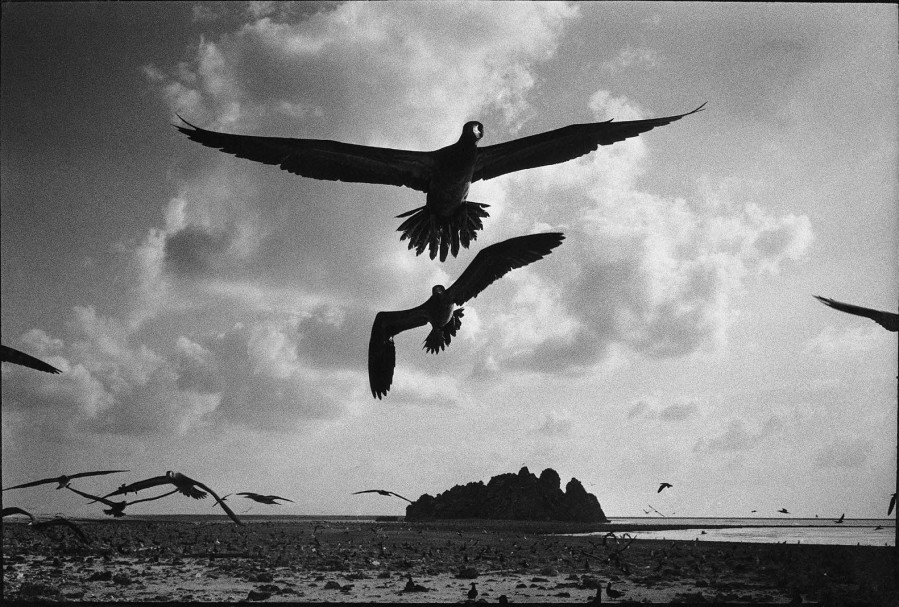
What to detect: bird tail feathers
<box><xmin>422</xmin><ymin>308</ymin><xmax>464</xmax><ymax>354</ymax></box>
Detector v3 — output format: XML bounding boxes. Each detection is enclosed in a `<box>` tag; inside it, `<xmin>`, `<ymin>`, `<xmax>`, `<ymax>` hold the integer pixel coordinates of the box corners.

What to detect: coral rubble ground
<box><xmin>2</xmin><ymin>519</ymin><xmax>895</xmax><ymax>604</ymax></box>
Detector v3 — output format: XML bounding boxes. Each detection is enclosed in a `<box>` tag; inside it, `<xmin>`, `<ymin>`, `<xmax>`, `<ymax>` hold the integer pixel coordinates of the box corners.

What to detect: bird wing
<box><xmin>0</xmin><ymin>345</ymin><xmax>62</xmax><ymax>374</ymax></box>
<box><xmin>65</xmin><ymin>485</ymin><xmax>117</xmax><ymax>507</ymax></box>
<box><xmin>368</xmin><ymin>306</ymin><xmax>432</xmax><ymax>399</ymax></box>
<box><xmin>471</xmin><ymin>104</ymin><xmax>705</xmax><ymax>182</ymax></box>
<box><xmin>176</xmin><ymin>118</ymin><xmax>435</xmax><ymax>192</ymax></box>
<box><xmin>2</xmin><ymin>476</ymin><xmax>63</xmax><ymax>491</ymax></box>
<box><xmin>33</xmin><ymin>517</ymin><xmax>90</xmax><ymax>544</ymax></box>
<box><xmin>352</xmin><ymin>490</ymin><xmax>382</xmax><ymax>495</ymax></box>
<box><xmin>69</xmin><ymin>469</ymin><xmax>130</xmax><ymax>481</ymax></box>
<box><xmin>446</xmin><ymin>232</ymin><xmax>565</xmax><ymax>306</ymax></box>
<box><xmin>388</xmin><ymin>491</ymin><xmax>413</xmax><ymax>503</ymax></box>
<box><xmin>102</xmin><ymin>475</ymin><xmax>171</xmax><ymax>498</ymax></box>
<box><xmin>889</xmin><ymin>494</ymin><xmax>896</xmax><ymax>516</ymax></box>
<box><xmin>2</xmin><ymin>507</ymin><xmax>36</xmax><ymax>522</ymax></box>
<box><xmin>126</xmin><ymin>488</ymin><xmax>181</xmax><ymax>506</ymax></box>
<box><xmin>186</xmin><ymin>477</ymin><xmax>244</xmax><ymax>526</ymax></box>
<box><xmin>813</xmin><ymin>295</ymin><xmax>898</xmax><ymax>332</ymax></box>
<box><xmin>267</xmin><ymin>495</ymin><xmax>294</xmax><ymax>503</ymax></box>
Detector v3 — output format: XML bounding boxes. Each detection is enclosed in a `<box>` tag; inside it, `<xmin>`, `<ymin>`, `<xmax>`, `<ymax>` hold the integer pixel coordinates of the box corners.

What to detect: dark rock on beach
<box><xmin>405</xmin><ymin>466</ymin><xmax>608</xmax><ymax>522</ymax></box>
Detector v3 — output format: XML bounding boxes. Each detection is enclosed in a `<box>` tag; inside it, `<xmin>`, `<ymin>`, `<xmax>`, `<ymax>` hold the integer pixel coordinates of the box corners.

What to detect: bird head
<box><xmin>462</xmin><ymin>121</ymin><xmax>483</xmax><ymax>143</ymax></box>
<box><xmin>432</xmin><ymin>285</ymin><xmax>446</xmax><ymax>295</ymax></box>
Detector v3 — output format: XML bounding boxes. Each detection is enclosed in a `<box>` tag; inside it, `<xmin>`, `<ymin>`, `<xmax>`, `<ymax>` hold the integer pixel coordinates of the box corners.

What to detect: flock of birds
<box><xmin>2</xmin><ymin>100</ymin><xmax>897</xmax><ymax>537</ymax></box>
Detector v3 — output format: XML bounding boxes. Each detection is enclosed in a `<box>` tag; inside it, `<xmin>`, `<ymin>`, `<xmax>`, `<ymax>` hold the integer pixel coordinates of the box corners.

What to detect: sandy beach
<box><xmin>2</xmin><ymin>518</ymin><xmax>895</xmax><ymax>603</ymax></box>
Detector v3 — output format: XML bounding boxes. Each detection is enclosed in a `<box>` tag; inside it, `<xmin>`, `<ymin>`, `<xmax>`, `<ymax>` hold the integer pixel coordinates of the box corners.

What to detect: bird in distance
<box><xmin>658</xmin><ymin>483</ymin><xmax>673</xmax><ymax>493</ymax></box>
<box><xmin>65</xmin><ymin>483</ymin><xmax>179</xmax><ymax>518</ymax></box>
<box><xmin>236</xmin><ymin>492</ymin><xmax>294</xmax><ymax>505</ymax></box>
<box><xmin>353</xmin><ymin>489</ymin><xmax>413</xmax><ymax>503</ymax></box>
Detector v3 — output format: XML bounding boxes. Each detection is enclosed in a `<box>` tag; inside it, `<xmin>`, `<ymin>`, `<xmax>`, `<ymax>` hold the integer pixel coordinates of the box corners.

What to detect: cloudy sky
<box><xmin>2</xmin><ymin>2</ymin><xmax>896</xmax><ymax>520</ymax></box>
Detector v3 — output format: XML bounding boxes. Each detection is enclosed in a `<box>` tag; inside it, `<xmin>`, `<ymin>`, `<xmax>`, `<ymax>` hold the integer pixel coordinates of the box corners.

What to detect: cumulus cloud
<box><xmin>694</xmin><ymin>416</ymin><xmax>784</xmax><ymax>453</ymax></box>
<box><xmin>478</xmin><ymin>93</ymin><xmax>814</xmax><ymax>375</ymax></box>
<box><xmin>814</xmin><ymin>437</ymin><xmax>874</xmax><ymax>469</ymax></box>
<box><xmin>535</xmin><ymin>410</ymin><xmax>574</xmax><ymax>436</ymax></box>
<box><xmin>627</xmin><ymin>397</ymin><xmax>700</xmax><ymax>421</ymax></box>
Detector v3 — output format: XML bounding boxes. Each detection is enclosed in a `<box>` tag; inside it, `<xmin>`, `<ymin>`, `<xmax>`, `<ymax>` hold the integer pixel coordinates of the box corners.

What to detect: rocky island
<box><xmin>405</xmin><ymin>466</ymin><xmax>608</xmax><ymax>522</ymax></box>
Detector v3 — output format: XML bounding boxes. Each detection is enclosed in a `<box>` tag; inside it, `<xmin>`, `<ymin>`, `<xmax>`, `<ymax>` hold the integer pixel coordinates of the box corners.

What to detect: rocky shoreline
<box><xmin>3</xmin><ymin>518</ymin><xmax>895</xmax><ymax>603</ymax></box>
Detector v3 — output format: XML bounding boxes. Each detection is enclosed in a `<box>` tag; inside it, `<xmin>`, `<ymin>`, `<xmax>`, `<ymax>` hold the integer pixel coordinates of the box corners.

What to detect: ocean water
<box><xmin>573</xmin><ymin>517</ymin><xmax>896</xmax><ymax>547</ymax></box>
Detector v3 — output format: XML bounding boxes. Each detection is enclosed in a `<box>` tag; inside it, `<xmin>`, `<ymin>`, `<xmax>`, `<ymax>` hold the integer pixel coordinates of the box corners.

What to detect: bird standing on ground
<box><xmin>2</xmin><ymin>469</ymin><xmax>129</xmax><ymax>491</ymax></box>
<box><xmin>658</xmin><ymin>482</ymin><xmax>673</xmax><ymax>493</ymax></box>
<box><xmin>65</xmin><ymin>484</ymin><xmax>179</xmax><ymax>518</ymax></box>
<box><xmin>101</xmin><ymin>471</ymin><xmax>244</xmax><ymax>525</ymax></box>
<box><xmin>0</xmin><ymin>344</ymin><xmax>62</xmax><ymax>374</ymax></box>
<box><xmin>467</xmin><ymin>582</ymin><xmax>478</xmax><ymax>600</ymax></box>
<box><xmin>368</xmin><ymin>232</ymin><xmax>564</xmax><ymax>398</ymax></box>
<box><xmin>605</xmin><ymin>581</ymin><xmax>623</xmax><ymax>599</ymax></box>
<box><xmin>177</xmin><ymin>105</ymin><xmax>703</xmax><ymax>261</ymax></box>
<box><xmin>352</xmin><ymin>489</ymin><xmax>413</xmax><ymax>503</ymax></box>
<box><xmin>236</xmin><ymin>492</ymin><xmax>294</xmax><ymax>505</ymax></box>
<box><xmin>813</xmin><ymin>295</ymin><xmax>898</xmax><ymax>332</ymax></box>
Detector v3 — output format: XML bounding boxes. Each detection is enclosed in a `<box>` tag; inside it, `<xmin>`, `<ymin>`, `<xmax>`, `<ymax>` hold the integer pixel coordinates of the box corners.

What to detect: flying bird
<box><xmin>65</xmin><ymin>484</ymin><xmax>179</xmax><ymax>518</ymax></box>
<box><xmin>778</xmin><ymin>508</ymin><xmax>790</xmax><ymax>515</ymax></box>
<box><xmin>2</xmin><ymin>506</ymin><xmax>36</xmax><ymax>523</ymax></box>
<box><xmin>101</xmin><ymin>471</ymin><xmax>244</xmax><ymax>525</ymax></box>
<box><xmin>236</xmin><ymin>492</ymin><xmax>294</xmax><ymax>505</ymax></box>
<box><xmin>889</xmin><ymin>493</ymin><xmax>896</xmax><ymax>516</ymax></box>
<box><xmin>31</xmin><ymin>516</ymin><xmax>90</xmax><ymax>544</ymax></box>
<box><xmin>2</xmin><ymin>469</ymin><xmax>129</xmax><ymax>492</ymax></box>
<box><xmin>368</xmin><ymin>232</ymin><xmax>564</xmax><ymax>398</ymax></box>
<box><xmin>834</xmin><ymin>513</ymin><xmax>845</xmax><ymax>524</ymax></box>
<box><xmin>176</xmin><ymin>105</ymin><xmax>704</xmax><ymax>261</ymax></box>
<box><xmin>1</xmin><ymin>344</ymin><xmax>61</xmax><ymax>374</ymax></box>
<box><xmin>813</xmin><ymin>295</ymin><xmax>898</xmax><ymax>332</ymax></box>
<box><xmin>353</xmin><ymin>489</ymin><xmax>413</xmax><ymax>503</ymax></box>
<box><xmin>658</xmin><ymin>482</ymin><xmax>673</xmax><ymax>493</ymax></box>
<box><xmin>647</xmin><ymin>504</ymin><xmax>666</xmax><ymax>517</ymax></box>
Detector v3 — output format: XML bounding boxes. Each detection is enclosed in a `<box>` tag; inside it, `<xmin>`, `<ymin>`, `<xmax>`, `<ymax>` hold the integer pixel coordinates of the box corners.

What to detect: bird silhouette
<box><xmin>2</xmin><ymin>469</ymin><xmax>129</xmax><ymax>491</ymax></box>
<box><xmin>2</xmin><ymin>506</ymin><xmax>36</xmax><ymax>523</ymax></box>
<box><xmin>177</xmin><ymin>105</ymin><xmax>703</xmax><ymax>261</ymax></box>
<box><xmin>778</xmin><ymin>508</ymin><xmax>790</xmax><ymax>515</ymax></box>
<box><xmin>101</xmin><ymin>471</ymin><xmax>244</xmax><ymax>525</ymax></box>
<box><xmin>31</xmin><ymin>516</ymin><xmax>90</xmax><ymax>544</ymax></box>
<box><xmin>1</xmin><ymin>344</ymin><xmax>61</xmax><ymax>374</ymax></box>
<box><xmin>605</xmin><ymin>581</ymin><xmax>623</xmax><ymax>599</ymax></box>
<box><xmin>889</xmin><ymin>493</ymin><xmax>896</xmax><ymax>516</ymax></box>
<box><xmin>235</xmin><ymin>492</ymin><xmax>294</xmax><ymax>505</ymax></box>
<box><xmin>352</xmin><ymin>489</ymin><xmax>413</xmax><ymax>503</ymax></box>
<box><xmin>65</xmin><ymin>483</ymin><xmax>179</xmax><ymax>518</ymax></box>
<box><xmin>658</xmin><ymin>482</ymin><xmax>673</xmax><ymax>493</ymax></box>
<box><xmin>467</xmin><ymin>582</ymin><xmax>478</xmax><ymax>600</ymax></box>
<box><xmin>368</xmin><ymin>232</ymin><xmax>564</xmax><ymax>398</ymax></box>
<box><xmin>813</xmin><ymin>295</ymin><xmax>898</xmax><ymax>332</ymax></box>
<box><xmin>834</xmin><ymin>513</ymin><xmax>845</xmax><ymax>524</ymax></box>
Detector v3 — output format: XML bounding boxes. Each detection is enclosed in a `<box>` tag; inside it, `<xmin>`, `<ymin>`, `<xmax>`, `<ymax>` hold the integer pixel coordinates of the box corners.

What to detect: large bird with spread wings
<box><xmin>177</xmin><ymin>105</ymin><xmax>703</xmax><ymax>261</ymax></box>
<box><xmin>1</xmin><ymin>344</ymin><xmax>61</xmax><ymax>374</ymax></box>
<box><xmin>368</xmin><ymin>232</ymin><xmax>564</xmax><ymax>398</ymax></box>
<box><xmin>101</xmin><ymin>471</ymin><xmax>244</xmax><ymax>525</ymax></box>
<box><xmin>813</xmin><ymin>296</ymin><xmax>897</xmax><ymax>332</ymax></box>
<box><xmin>66</xmin><ymin>484</ymin><xmax>179</xmax><ymax>518</ymax></box>
<box><xmin>2</xmin><ymin>469</ymin><xmax>128</xmax><ymax>491</ymax></box>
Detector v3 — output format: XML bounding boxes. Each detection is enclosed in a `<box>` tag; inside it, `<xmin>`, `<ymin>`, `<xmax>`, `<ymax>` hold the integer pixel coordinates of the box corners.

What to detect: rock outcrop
<box><xmin>405</xmin><ymin>467</ymin><xmax>608</xmax><ymax>522</ymax></box>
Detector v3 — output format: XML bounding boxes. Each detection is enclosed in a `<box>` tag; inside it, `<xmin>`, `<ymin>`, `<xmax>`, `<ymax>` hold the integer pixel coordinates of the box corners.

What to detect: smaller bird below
<box><xmin>0</xmin><ymin>344</ymin><xmax>62</xmax><ymax>374</ymax></box>
<box><xmin>2</xmin><ymin>469</ymin><xmax>129</xmax><ymax>492</ymax></box>
<box><xmin>236</xmin><ymin>492</ymin><xmax>294</xmax><ymax>505</ymax></box>
<box><xmin>66</xmin><ymin>483</ymin><xmax>179</xmax><ymax>518</ymax></box>
<box><xmin>31</xmin><ymin>516</ymin><xmax>91</xmax><ymax>544</ymax></box>
<box><xmin>658</xmin><ymin>482</ymin><xmax>673</xmax><ymax>493</ymax></box>
<box><xmin>102</xmin><ymin>470</ymin><xmax>244</xmax><ymax>525</ymax></box>
<box><xmin>834</xmin><ymin>513</ymin><xmax>845</xmax><ymax>524</ymax></box>
<box><xmin>353</xmin><ymin>489</ymin><xmax>413</xmax><ymax>503</ymax></box>
<box><xmin>778</xmin><ymin>508</ymin><xmax>790</xmax><ymax>515</ymax></box>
